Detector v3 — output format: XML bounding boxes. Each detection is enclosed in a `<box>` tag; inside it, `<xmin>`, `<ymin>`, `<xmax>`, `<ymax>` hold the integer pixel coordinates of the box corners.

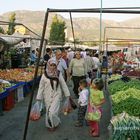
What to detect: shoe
<box><xmin>48</xmin><ymin>127</ymin><xmax>56</xmax><ymax>132</ymax></box>
<box><xmin>92</xmin><ymin>132</ymin><xmax>99</xmax><ymax>137</ymax></box>
<box><xmin>74</xmin><ymin>121</ymin><xmax>83</xmax><ymax>127</ymax></box>
<box><xmin>89</xmin><ymin>129</ymin><xmax>99</xmax><ymax>137</ymax></box>
<box><xmin>47</xmin><ymin>125</ymin><xmax>59</xmax><ymax>132</ymax></box>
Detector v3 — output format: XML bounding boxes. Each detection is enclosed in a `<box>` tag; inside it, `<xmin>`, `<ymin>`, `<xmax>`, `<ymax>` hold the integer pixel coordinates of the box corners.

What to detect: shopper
<box><xmin>69</xmin><ymin>51</ymin><xmax>87</xmax><ymax>98</ymax></box>
<box><xmin>36</xmin><ymin>58</ymin><xmax>70</xmax><ymax>131</ymax></box>
<box><xmin>87</xmin><ymin>78</ymin><xmax>105</xmax><ymax>137</ymax></box>
<box><xmin>43</xmin><ymin>48</ymin><xmax>52</xmax><ymax>69</ymax></box>
<box><xmin>75</xmin><ymin>79</ymin><xmax>89</xmax><ymax>127</ymax></box>
<box><xmin>51</xmin><ymin>49</ymin><xmax>69</xmax><ymax>81</ymax></box>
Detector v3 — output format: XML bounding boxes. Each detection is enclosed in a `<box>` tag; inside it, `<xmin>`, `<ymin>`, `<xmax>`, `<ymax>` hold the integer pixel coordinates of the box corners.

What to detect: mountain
<box><xmin>1</xmin><ymin>10</ymin><xmax>140</xmax><ymax>42</ymax></box>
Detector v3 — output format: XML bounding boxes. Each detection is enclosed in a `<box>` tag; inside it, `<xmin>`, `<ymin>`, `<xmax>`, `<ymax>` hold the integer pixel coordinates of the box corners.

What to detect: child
<box><xmin>75</xmin><ymin>79</ymin><xmax>89</xmax><ymax>127</ymax></box>
<box><xmin>87</xmin><ymin>78</ymin><xmax>105</xmax><ymax>137</ymax></box>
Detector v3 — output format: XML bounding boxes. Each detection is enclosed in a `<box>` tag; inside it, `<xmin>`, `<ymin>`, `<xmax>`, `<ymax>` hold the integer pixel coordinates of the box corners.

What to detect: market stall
<box><xmin>0</xmin><ymin>67</ymin><xmax>42</xmax><ymax>115</ymax></box>
<box><xmin>107</xmin><ymin>77</ymin><xmax>140</xmax><ymax>140</ymax></box>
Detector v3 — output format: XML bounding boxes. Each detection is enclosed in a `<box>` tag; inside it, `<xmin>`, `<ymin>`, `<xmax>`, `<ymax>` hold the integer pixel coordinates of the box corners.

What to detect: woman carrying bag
<box><xmin>36</xmin><ymin>58</ymin><xmax>70</xmax><ymax>131</ymax></box>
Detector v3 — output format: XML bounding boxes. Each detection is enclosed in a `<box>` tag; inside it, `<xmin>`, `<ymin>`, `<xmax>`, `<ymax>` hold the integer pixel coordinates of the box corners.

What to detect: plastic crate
<box><xmin>3</xmin><ymin>90</ymin><xmax>15</xmax><ymax>111</ymax></box>
<box><xmin>16</xmin><ymin>86</ymin><xmax>24</xmax><ymax>102</ymax></box>
<box><xmin>0</xmin><ymin>100</ymin><xmax>4</xmax><ymax>116</ymax></box>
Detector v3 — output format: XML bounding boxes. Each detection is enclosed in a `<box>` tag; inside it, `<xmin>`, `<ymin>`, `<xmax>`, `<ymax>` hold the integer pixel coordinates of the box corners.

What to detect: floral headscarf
<box><xmin>44</xmin><ymin>59</ymin><xmax>59</xmax><ymax>89</ymax></box>
<box><xmin>46</xmin><ymin>59</ymin><xmax>59</xmax><ymax>78</ymax></box>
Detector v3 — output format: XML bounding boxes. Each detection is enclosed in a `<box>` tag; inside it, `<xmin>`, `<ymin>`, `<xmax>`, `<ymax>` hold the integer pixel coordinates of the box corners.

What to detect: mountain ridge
<box><xmin>1</xmin><ymin>10</ymin><xmax>140</xmax><ymax>41</ymax></box>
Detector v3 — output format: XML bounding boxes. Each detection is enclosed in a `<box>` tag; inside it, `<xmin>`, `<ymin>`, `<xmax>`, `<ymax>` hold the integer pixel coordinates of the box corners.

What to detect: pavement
<box><xmin>0</xmin><ymin>80</ymin><xmax>112</xmax><ymax>140</ymax></box>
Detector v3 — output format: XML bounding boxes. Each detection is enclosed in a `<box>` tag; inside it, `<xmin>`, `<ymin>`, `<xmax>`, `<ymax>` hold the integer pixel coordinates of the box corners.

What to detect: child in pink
<box><xmin>87</xmin><ymin>78</ymin><xmax>105</xmax><ymax>137</ymax></box>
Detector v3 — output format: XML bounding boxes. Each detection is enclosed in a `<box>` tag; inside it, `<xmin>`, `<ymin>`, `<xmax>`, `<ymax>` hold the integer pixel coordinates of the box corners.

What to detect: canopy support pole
<box><xmin>23</xmin><ymin>9</ymin><xmax>49</xmax><ymax>140</ymax></box>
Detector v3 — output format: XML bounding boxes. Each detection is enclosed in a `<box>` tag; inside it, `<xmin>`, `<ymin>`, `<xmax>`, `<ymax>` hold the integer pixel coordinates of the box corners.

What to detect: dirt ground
<box><xmin>0</xmin><ymin>80</ymin><xmax>112</xmax><ymax>140</ymax></box>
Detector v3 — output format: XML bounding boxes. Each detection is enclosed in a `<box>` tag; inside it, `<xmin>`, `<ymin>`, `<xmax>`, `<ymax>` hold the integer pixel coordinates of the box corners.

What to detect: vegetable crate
<box><xmin>3</xmin><ymin>90</ymin><xmax>15</xmax><ymax>111</ymax></box>
<box><xmin>15</xmin><ymin>85</ymin><xmax>24</xmax><ymax>102</ymax></box>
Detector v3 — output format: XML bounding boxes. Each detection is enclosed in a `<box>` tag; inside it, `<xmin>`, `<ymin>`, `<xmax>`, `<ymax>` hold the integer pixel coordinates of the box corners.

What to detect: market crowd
<box><xmin>32</xmin><ymin>47</ymin><xmax>111</xmax><ymax>137</ymax></box>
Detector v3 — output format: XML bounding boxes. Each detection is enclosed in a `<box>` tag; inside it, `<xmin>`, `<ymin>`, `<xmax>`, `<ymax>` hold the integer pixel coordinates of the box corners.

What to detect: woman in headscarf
<box><xmin>36</xmin><ymin>58</ymin><xmax>70</xmax><ymax>131</ymax></box>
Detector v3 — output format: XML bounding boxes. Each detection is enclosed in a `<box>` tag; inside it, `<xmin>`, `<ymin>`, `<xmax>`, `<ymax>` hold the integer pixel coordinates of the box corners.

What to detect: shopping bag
<box><xmin>30</xmin><ymin>101</ymin><xmax>41</xmax><ymax>121</ymax></box>
<box><xmin>62</xmin><ymin>98</ymin><xmax>72</xmax><ymax>115</ymax></box>
<box><xmin>85</xmin><ymin>104</ymin><xmax>101</xmax><ymax>121</ymax></box>
<box><xmin>69</xmin><ymin>97</ymin><xmax>77</xmax><ymax>110</ymax></box>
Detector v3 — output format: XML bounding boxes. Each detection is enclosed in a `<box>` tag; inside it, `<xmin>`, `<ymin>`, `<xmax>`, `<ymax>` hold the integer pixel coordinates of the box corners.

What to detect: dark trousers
<box><xmin>72</xmin><ymin>76</ymin><xmax>86</xmax><ymax>98</ymax></box>
<box><xmin>77</xmin><ymin>105</ymin><xmax>87</xmax><ymax>124</ymax></box>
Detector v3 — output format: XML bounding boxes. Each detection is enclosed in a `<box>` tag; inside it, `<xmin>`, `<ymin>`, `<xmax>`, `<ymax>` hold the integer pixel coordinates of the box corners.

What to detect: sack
<box><xmin>85</xmin><ymin>104</ymin><xmax>101</xmax><ymax>121</ymax></box>
<box><xmin>30</xmin><ymin>101</ymin><xmax>41</xmax><ymax>121</ymax></box>
<box><xmin>62</xmin><ymin>98</ymin><xmax>72</xmax><ymax>115</ymax></box>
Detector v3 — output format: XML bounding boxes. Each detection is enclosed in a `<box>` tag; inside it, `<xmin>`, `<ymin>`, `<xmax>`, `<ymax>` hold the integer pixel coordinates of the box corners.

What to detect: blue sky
<box><xmin>0</xmin><ymin>0</ymin><xmax>140</xmax><ymax>21</ymax></box>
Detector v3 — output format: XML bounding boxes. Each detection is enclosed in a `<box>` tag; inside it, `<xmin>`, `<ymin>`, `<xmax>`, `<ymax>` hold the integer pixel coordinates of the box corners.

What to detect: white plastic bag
<box><xmin>30</xmin><ymin>101</ymin><xmax>41</xmax><ymax>121</ymax></box>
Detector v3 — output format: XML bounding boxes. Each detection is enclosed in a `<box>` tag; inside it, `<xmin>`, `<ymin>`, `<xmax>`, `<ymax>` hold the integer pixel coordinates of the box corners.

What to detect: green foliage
<box><xmin>49</xmin><ymin>15</ymin><xmax>66</xmax><ymax>45</ymax></box>
<box><xmin>7</xmin><ymin>12</ymin><xmax>16</xmax><ymax>35</ymax></box>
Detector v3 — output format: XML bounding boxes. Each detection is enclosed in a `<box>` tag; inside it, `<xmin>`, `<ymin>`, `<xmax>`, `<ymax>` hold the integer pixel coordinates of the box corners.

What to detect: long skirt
<box><xmin>45</xmin><ymin>98</ymin><xmax>61</xmax><ymax>128</ymax></box>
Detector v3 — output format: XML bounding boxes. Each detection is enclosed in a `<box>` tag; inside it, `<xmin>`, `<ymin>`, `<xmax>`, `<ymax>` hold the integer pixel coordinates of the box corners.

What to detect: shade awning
<box><xmin>0</xmin><ymin>32</ymin><xmax>29</xmax><ymax>45</ymax></box>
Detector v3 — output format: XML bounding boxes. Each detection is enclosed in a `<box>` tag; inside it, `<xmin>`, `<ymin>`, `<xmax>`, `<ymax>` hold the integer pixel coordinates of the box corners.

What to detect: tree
<box><xmin>7</xmin><ymin>12</ymin><xmax>16</xmax><ymax>35</ymax></box>
<box><xmin>49</xmin><ymin>15</ymin><xmax>66</xmax><ymax>45</ymax></box>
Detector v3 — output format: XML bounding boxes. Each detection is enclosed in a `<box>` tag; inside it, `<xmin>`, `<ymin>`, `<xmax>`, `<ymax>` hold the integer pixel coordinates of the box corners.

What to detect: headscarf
<box><xmin>44</xmin><ymin>59</ymin><xmax>59</xmax><ymax>89</ymax></box>
<box><xmin>46</xmin><ymin>59</ymin><xmax>58</xmax><ymax>78</ymax></box>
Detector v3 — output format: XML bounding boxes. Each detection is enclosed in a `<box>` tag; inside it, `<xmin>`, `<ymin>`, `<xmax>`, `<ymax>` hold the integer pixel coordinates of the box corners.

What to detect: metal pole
<box><xmin>0</xmin><ymin>21</ymin><xmax>42</xmax><ymax>38</ymax></box>
<box><xmin>103</xmin><ymin>27</ymin><xmax>107</xmax><ymax>51</ymax></box>
<box><xmin>99</xmin><ymin>0</ymin><xmax>103</xmax><ymax>53</ymax></box>
<box><xmin>69</xmin><ymin>12</ymin><xmax>76</xmax><ymax>50</ymax></box>
<box><xmin>98</xmin><ymin>0</ymin><xmax>103</xmax><ymax>79</ymax></box>
<box><xmin>47</xmin><ymin>8</ymin><xmax>140</xmax><ymax>14</ymax></box>
<box><xmin>105</xmin><ymin>38</ymin><xmax>108</xmax><ymax>90</ymax></box>
<box><xmin>22</xmin><ymin>9</ymin><xmax>49</xmax><ymax>140</ymax></box>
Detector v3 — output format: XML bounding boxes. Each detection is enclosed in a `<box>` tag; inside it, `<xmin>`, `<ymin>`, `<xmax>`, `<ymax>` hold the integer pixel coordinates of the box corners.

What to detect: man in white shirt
<box><xmin>50</xmin><ymin>49</ymin><xmax>69</xmax><ymax>81</ymax></box>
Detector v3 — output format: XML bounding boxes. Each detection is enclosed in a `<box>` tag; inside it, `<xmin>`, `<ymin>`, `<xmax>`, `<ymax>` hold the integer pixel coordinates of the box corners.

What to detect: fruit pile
<box><xmin>0</xmin><ymin>68</ymin><xmax>42</xmax><ymax>82</ymax></box>
<box><xmin>0</xmin><ymin>83</ymin><xmax>15</xmax><ymax>93</ymax></box>
<box><xmin>123</xmin><ymin>69</ymin><xmax>140</xmax><ymax>77</ymax></box>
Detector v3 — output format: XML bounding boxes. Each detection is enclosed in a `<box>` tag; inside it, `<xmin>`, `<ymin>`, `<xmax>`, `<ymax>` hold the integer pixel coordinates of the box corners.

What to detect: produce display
<box><xmin>108</xmin><ymin>80</ymin><xmax>127</xmax><ymax>95</ymax></box>
<box><xmin>108</xmin><ymin>74</ymin><xmax>122</xmax><ymax>82</ymax></box>
<box><xmin>108</xmin><ymin>79</ymin><xmax>140</xmax><ymax>95</ymax></box>
<box><xmin>0</xmin><ymin>83</ymin><xmax>14</xmax><ymax>93</ymax></box>
<box><xmin>111</xmin><ymin>88</ymin><xmax>140</xmax><ymax>116</ymax></box>
<box><xmin>0</xmin><ymin>67</ymin><xmax>42</xmax><ymax>82</ymax></box>
<box><xmin>109</xmin><ymin>112</ymin><xmax>140</xmax><ymax>140</ymax></box>
<box><xmin>123</xmin><ymin>69</ymin><xmax>140</xmax><ymax>77</ymax></box>
<box><xmin>111</xmin><ymin>52</ymin><xmax>125</xmax><ymax>73</ymax></box>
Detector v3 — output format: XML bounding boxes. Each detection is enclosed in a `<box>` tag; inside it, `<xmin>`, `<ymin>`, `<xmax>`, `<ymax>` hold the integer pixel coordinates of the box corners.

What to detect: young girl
<box><xmin>87</xmin><ymin>78</ymin><xmax>105</xmax><ymax>137</ymax></box>
<box><xmin>75</xmin><ymin>79</ymin><xmax>89</xmax><ymax>127</ymax></box>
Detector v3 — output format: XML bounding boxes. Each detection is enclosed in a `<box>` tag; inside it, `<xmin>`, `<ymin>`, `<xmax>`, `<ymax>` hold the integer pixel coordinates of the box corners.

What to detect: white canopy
<box><xmin>0</xmin><ymin>32</ymin><xmax>29</xmax><ymax>45</ymax></box>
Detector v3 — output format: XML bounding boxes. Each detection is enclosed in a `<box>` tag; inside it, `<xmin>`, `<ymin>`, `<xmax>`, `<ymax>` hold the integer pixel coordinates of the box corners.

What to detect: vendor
<box><xmin>30</xmin><ymin>50</ymin><xmax>37</xmax><ymax>65</ymax></box>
